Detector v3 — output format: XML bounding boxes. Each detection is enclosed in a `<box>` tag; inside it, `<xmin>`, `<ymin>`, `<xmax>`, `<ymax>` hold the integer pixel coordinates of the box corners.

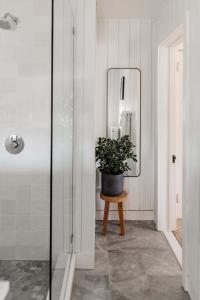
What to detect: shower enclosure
<box><xmin>0</xmin><ymin>0</ymin><xmax>74</xmax><ymax>299</ymax></box>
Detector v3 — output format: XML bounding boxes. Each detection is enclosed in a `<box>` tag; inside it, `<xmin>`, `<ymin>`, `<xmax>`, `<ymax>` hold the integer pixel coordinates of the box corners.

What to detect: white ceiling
<box><xmin>97</xmin><ymin>0</ymin><xmax>170</xmax><ymax>19</ymax></box>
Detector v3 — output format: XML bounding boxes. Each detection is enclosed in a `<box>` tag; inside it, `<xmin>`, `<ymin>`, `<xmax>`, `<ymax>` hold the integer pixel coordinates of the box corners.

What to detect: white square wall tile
<box><xmin>31</xmin><ymin>199</ymin><xmax>50</xmax><ymax>216</ymax></box>
<box><xmin>1</xmin><ymin>216</ymin><xmax>16</xmax><ymax>231</ymax></box>
<box><xmin>29</xmin><ymin>246</ymin><xmax>49</xmax><ymax>260</ymax></box>
<box><xmin>1</xmin><ymin>200</ymin><xmax>16</xmax><ymax>215</ymax></box>
<box><xmin>16</xmin><ymin>231</ymin><xmax>32</xmax><ymax>246</ymax></box>
<box><xmin>31</xmin><ymin>184</ymin><xmax>49</xmax><ymax>202</ymax></box>
<box><xmin>0</xmin><ymin>246</ymin><xmax>15</xmax><ymax>260</ymax></box>
<box><xmin>15</xmin><ymin>246</ymin><xmax>31</xmax><ymax>260</ymax></box>
<box><xmin>31</xmin><ymin>231</ymin><xmax>49</xmax><ymax>246</ymax></box>
<box><xmin>0</xmin><ymin>185</ymin><xmax>17</xmax><ymax>201</ymax></box>
<box><xmin>0</xmin><ymin>231</ymin><xmax>16</xmax><ymax>246</ymax></box>
<box><xmin>16</xmin><ymin>216</ymin><xmax>31</xmax><ymax>231</ymax></box>
<box><xmin>31</xmin><ymin>215</ymin><xmax>49</xmax><ymax>231</ymax></box>
<box><xmin>16</xmin><ymin>185</ymin><xmax>31</xmax><ymax>200</ymax></box>
<box><xmin>16</xmin><ymin>198</ymin><xmax>30</xmax><ymax>215</ymax></box>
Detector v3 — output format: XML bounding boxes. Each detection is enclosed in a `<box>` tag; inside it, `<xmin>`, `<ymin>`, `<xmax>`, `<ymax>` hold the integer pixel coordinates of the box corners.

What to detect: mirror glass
<box><xmin>107</xmin><ymin>68</ymin><xmax>141</xmax><ymax>177</ymax></box>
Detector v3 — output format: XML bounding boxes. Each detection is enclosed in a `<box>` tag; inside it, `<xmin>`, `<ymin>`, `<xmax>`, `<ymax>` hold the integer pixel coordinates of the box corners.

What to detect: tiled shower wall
<box><xmin>0</xmin><ymin>0</ymin><xmax>51</xmax><ymax>260</ymax></box>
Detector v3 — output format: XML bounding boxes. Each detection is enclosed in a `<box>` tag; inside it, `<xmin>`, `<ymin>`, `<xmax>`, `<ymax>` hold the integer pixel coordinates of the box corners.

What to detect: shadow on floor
<box><xmin>71</xmin><ymin>221</ymin><xmax>190</xmax><ymax>300</ymax></box>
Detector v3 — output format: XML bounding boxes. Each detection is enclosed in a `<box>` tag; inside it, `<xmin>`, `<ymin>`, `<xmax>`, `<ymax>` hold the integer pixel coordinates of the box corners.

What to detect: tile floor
<box><xmin>0</xmin><ymin>261</ymin><xmax>49</xmax><ymax>300</ymax></box>
<box><xmin>72</xmin><ymin>221</ymin><xmax>190</xmax><ymax>300</ymax></box>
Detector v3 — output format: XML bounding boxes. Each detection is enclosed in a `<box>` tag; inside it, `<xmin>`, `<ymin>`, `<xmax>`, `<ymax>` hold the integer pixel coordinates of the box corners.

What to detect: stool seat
<box><xmin>100</xmin><ymin>191</ymin><xmax>128</xmax><ymax>203</ymax></box>
<box><xmin>100</xmin><ymin>191</ymin><xmax>128</xmax><ymax>236</ymax></box>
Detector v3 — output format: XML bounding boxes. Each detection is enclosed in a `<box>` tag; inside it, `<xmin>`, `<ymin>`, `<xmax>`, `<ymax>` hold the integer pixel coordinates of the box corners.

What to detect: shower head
<box><xmin>0</xmin><ymin>13</ymin><xmax>20</xmax><ymax>30</ymax></box>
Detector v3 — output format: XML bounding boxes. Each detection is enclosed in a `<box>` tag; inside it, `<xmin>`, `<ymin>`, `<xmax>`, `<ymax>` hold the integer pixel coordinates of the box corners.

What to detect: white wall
<box><xmin>0</xmin><ymin>0</ymin><xmax>51</xmax><ymax>260</ymax></box>
<box><xmin>97</xmin><ymin>0</ymin><xmax>168</xmax><ymax>19</ymax></box>
<box><xmin>72</xmin><ymin>0</ymin><xmax>96</xmax><ymax>269</ymax></box>
<box><xmin>96</xmin><ymin>18</ymin><xmax>154</xmax><ymax>220</ymax></box>
<box><xmin>155</xmin><ymin>0</ymin><xmax>200</xmax><ymax>299</ymax></box>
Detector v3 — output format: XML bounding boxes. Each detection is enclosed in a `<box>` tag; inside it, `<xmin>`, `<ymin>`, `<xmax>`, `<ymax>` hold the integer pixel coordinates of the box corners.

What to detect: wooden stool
<box><xmin>100</xmin><ymin>191</ymin><xmax>128</xmax><ymax>236</ymax></box>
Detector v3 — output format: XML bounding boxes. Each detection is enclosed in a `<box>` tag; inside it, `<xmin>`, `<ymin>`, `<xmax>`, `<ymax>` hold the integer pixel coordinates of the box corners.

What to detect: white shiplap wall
<box><xmin>96</xmin><ymin>19</ymin><xmax>154</xmax><ymax>220</ymax></box>
<box><xmin>72</xmin><ymin>0</ymin><xmax>96</xmax><ymax>268</ymax></box>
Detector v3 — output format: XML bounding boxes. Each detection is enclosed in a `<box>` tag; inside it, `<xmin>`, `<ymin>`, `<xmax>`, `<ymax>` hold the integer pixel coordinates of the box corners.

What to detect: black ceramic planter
<box><xmin>101</xmin><ymin>173</ymin><xmax>124</xmax><ymax>196</ymax></box>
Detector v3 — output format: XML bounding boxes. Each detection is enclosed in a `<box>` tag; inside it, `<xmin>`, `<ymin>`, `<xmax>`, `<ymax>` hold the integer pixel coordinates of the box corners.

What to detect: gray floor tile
<box><xmin>71</xmin><ymin>221</ymin><xmax>190</xmax><ymax>300</ymax></box>
<box><xmin>141</xmin><ymin>248</ymin><xmax>181</xmax><ymax>276</ymax></box>
<box><xmin>148</xmin><ymin>275</ymin><xmax>190</xmax><ymax>300</ymax></box>
<box><xmin>108</xmin><ymin>249</ymin><xmax>145</xmax><ymax>283</ymax></box>
<box><xmin>110</xmin><ymin>275</ymin><xmax>152</xmax><ymax>300</ymax></box>
<box><xmin>71</xmin><ymin>271</ymin><xmax>111</xmax><ymax>300</ymax></box>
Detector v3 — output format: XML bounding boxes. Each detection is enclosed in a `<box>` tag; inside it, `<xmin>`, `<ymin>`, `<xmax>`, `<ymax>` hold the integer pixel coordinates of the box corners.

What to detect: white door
<box><xmin>168</xmin><ymin>40</ymin><xmax>183</xmax><ymax>231</ymax></box>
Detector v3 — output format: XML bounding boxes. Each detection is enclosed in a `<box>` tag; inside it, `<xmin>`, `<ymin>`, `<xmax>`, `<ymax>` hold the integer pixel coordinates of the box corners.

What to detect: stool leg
<box><xmin>102</xmin><ymin>201</ymin><xmax>110</xmax><ymax>235</ymax></box>
<box><xmin>118</xmin><ymin>202</ymin><xmax>125</xmax><ymax>236</ymax></box>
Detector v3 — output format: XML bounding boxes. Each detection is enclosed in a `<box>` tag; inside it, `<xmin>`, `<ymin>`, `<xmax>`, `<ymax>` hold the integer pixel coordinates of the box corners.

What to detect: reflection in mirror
<box><xmin>107</xmin><ymin>68</ymin><xmax>141</xmax><ymax>177</ymax></box>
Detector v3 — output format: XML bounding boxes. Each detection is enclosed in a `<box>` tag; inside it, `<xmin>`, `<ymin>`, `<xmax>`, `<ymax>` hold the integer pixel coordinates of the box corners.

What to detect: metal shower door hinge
<box><xmin>71</xmin><ymin>234</ymin><xmax>74</xmax><ymax>244</ymax></box>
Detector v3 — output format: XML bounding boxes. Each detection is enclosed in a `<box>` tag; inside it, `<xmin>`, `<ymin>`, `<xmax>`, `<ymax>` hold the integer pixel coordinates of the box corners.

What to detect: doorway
<box><xmin>169</xmin><ymin>39</ymin><xmax>183</xmax><ymax>248</ymax></box>
<box><xmin>157</xmin><ymin>26</ymin><xmax>184</xmax><ymax>267</ymax></box>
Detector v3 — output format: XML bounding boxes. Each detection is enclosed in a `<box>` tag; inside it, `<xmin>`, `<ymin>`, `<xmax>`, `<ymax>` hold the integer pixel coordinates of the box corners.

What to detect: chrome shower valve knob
<box><xmin>5</xmin><ymin>135</ymin><xmax>24</xmax><ymax>154</ymax></box>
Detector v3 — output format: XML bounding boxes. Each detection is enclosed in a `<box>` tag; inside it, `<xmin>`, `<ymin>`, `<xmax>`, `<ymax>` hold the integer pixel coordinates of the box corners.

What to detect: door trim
<box><xmin>157</xmin><ymin>24</ymin><xmax>184</xmax><ymax>232</ymax></box>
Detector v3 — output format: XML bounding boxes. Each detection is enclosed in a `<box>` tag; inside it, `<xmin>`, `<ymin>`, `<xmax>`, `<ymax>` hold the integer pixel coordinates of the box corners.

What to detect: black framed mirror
<box><xmin>107</xmin><ymin>68</ymin><xmax>141</xmax><ymax>177</ymax></box>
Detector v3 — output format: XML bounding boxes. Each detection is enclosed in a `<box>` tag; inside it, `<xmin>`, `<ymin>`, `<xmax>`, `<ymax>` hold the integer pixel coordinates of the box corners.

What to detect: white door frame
<box><xmin>168</xmin><ymin>39</ymin><xmax>183</xmax><ymax>231</ymax></box>
<box><xmin>157</xmin><ymin>6</ymin><xmax>192</xmax><ymax>291</ymax></box>
<box><xmin>157</xmin><ymin>25</ymin><xmax>184</xmax><ymax>232</ymax></box>
<box><xmin>157</xmin><ymin>26</ymin><xmax>184</xmax><ymax>266</ymax></box>
<box><xmin>157</xmin><ymin>24</ymin><xmax>190</xmax><ymax>291</ymax></box>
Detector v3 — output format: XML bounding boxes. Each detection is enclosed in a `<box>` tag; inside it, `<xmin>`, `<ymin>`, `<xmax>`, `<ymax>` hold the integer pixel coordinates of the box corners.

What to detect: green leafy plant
<box><xmin>96</xmin><ymin>135</ymin><xmax>137</xmax><ymax>175</ymax></box>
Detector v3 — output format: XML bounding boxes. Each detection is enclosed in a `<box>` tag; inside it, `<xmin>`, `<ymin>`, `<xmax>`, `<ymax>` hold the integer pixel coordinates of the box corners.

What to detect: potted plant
<box><xmin>96</xmin><ymin>135</ymin><xmax>137</xmax><ymax>196</ymax></box>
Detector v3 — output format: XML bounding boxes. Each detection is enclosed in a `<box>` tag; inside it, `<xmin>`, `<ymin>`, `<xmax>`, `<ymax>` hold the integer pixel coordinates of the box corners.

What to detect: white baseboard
<box><xmin>75</xmin><ymin>253</ymin><xmax>95</xmax><ymax>269</ymax></box>
<box><xmin>96</xmin><ymin>210</ymin><xmax>154</xmax><ymax>221</ymax></box>
<box><xmin>163</xmin><ymin>231</ymin><xmax>182</xmax><ymax>267</ymax></box>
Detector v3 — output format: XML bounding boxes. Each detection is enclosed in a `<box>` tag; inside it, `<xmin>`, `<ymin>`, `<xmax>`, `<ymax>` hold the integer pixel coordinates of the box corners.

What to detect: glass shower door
<box><xmin>51</xmin><ymin>0</ymin><xmax>74</xmax><ymax>298</ymax></box>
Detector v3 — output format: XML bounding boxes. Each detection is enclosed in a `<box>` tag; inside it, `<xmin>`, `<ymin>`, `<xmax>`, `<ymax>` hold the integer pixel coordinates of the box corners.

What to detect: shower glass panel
<box><xmin>0</xmin><ymin>1</ymin><xmax>51</xmax><ymax>299</ymax></box>
<box><xmin>51</xmin><ymin>0</ymin><xmax>74</xmax><ymax>299</ymax></box>
<box><xmin>0</xmin><ymin>0</ymin><xmax>74</xmax><ymax>299</ymax></box>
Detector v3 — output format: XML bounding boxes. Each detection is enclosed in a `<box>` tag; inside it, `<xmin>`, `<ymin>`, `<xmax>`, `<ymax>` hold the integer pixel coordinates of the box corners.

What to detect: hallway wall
<box><xmin>97</xmin><ymin>0</ymin><xmax>168</xmax><ymax>19</ymax></box>
<box><xmin>155</xmin><ymin>0</ymin><xmax>200</xmax><ymax>299</ymax></box>
<box><xmin>96</xmin><ymin>18</ymin><xmax>154</xmax><ymax>220</ymax></box>
<box><xmin>71</xmin><ymin>0</ymin><xmax>96</xmax><ymax>269</ymax></box>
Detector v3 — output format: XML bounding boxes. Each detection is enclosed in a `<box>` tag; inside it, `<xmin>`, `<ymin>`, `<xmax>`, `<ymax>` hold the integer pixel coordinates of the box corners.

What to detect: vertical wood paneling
<box><xmin>107</xmin><ymin>21</ymin><xmax>119</xmax><ymax>68</ymax></box>
<box><xmin>128</xmin><ymin>20</ymin><xmax>141</xmax><ymax>210</ymax></box>
<box><xmin>139</xmin><ymin>20</ymin><xmax>152</xmax><ymax>210</ymax></box>
<box><xmin>74</xmin><ymin>0</ymin><xmax>96</xmax><ymax>264</ymax></box>
<box><xmin>96</xmin><ymin>18</ymin><xmax>153</xmax><ymax>216</ymax></box>
<box><xmin>106</xmin><ymin>20</ymin><xmax>121</xmax><ymax>211</ymax></box>
<box><xmin>96</xmin><ymin>20</ymin><xmax>108</xmax><ymax>211</ymax></box>
<box><xmin>129</xmin><ymin>20</ymin><xmax>141</xmax><ymax>68</ymax></box>
<box><xmin>80</xmin><ymin>0</ymin><xmax>96</xmax><ymax>260</ymax></box>
<box><xmin>118</xmin><ymin>20</ymin><xmax>130</xmax><ymax>67</ymax></box>
<box><xmin>96</xmin><ymin>21</ymin><xmax>108</xmax><ymax>138</ymax></box>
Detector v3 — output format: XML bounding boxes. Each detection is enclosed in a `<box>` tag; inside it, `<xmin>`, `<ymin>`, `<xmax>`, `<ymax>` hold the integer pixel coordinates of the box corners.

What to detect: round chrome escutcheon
<box><xmin>5</xmin><ymin>135</ymin><xmax>24</xmax><ymax>154</ymax></box>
